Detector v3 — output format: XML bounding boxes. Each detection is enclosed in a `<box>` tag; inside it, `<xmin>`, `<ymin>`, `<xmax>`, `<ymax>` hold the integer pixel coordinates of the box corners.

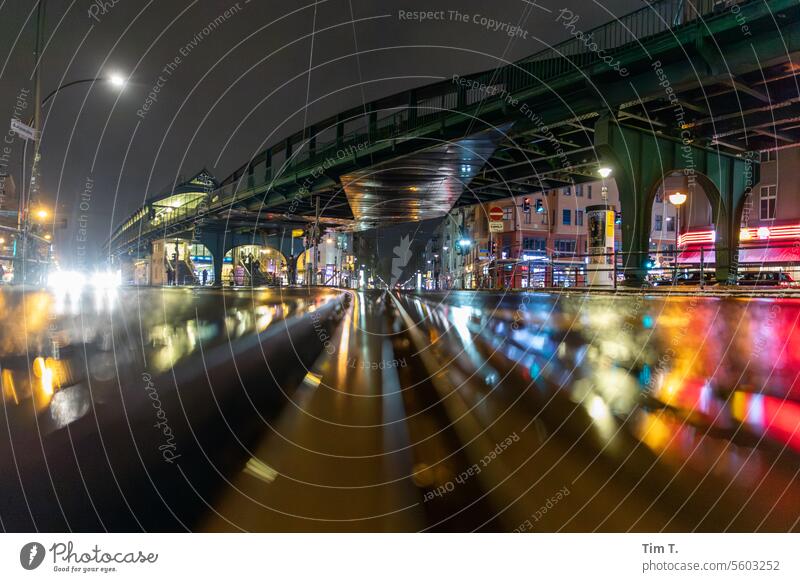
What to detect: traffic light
<box><xmin>615</xmin><ymin>212</ymin><xmax>622</xmax><ymax>225</ymax></box>
<box><xmin>490</xmin><ymin>240</ymin><xmax>496</xmax><ymax>254</ymax></box>
<box><xmin>535</xmin><ymin>199</ymin><xmax>544</xmax><ymax>213</ymax></box>
<box><xmin>522</xmin><ymin>197</ymin><xmax>531</xmax><ymax>212</ymax></box>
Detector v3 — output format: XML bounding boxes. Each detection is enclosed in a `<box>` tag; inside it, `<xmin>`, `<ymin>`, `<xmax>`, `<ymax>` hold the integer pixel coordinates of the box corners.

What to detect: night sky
<box><xmin>0</xmin><ymin>0</ymin><xmax>640</xmax><ymax>266</ymax></box>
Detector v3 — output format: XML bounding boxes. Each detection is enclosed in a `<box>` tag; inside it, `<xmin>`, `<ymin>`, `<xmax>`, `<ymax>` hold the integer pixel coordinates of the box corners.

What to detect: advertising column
<box><xmin>586</xmin><ymin>204</ymin><xmax>615</xmax><ymax>287</ymax></box>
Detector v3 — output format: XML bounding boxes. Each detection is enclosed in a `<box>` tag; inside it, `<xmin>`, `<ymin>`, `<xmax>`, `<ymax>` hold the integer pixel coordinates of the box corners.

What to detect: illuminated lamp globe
<box><xmin>668</xmin><ymin>192</ymin><xmax>687</xmax><ymax>206</ymax></box>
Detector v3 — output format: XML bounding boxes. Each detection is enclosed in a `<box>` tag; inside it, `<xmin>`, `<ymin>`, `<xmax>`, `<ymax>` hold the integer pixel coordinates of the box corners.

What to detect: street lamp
<box><xmin>15</xmin><ymin>66</ymin><xmax>127</xmax><ymax>284</ymax></box>
<box><xmin>668</xmin><ymin>191</ymin><xmax>687</xmax><ymax>206</ymax></box>
<box><xmin>669</xmin><ymin>191</ymin><xmax>687</xmax><ymax>274</ymax></box>
<box><xmin>39</xmin><ymin>73</ymin><xmax>128</xmax><ymax>108</ymax></box>
<box><xmin>598</xmin><ymin>166</ymin><xmax>613</xmax><ymax>179</ymax></box>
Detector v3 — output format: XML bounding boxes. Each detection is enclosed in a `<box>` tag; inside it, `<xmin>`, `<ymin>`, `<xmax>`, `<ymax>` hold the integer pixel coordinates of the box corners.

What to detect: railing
<box><xmin>435</xmin><ymin>241</ymin><xmax>800</xmax><ymax>290</ymax></box>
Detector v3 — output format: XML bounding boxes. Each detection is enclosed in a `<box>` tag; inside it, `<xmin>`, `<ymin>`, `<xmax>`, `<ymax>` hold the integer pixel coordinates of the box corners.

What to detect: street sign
<box><xmin>10</xmin><ymin>118</ymin><xmax>35</xmax><ymax>141</ymax></box>
<box><xmin>489</xmin><ymin>206</ymin><xmax>503</xmax><ymax>221</ymax></box>
<box><xmin>489</xmin><ymin>221</ymin><xmax>504</xmax><ymax>233</ymax></box>
<box><xmin>291</xmin><ymin>228</ymin><xmax>304</xmax><ymax>238</ymax></box>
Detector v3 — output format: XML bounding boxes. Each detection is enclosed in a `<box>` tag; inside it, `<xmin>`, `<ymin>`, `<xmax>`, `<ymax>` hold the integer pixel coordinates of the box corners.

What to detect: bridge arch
<box><xmin>222</xmin><ymin>244</ymin><xmax>287</xmax><ymax>286</ymax></box>
<box><xmin>594</xmin><ymin>118</ymin><xmax>755</xmax><ymax>284</ymax></box>
<box><xmin>644</xmin><ymin>171</ymin><xmax>725</xmax><ymax>277</ymax></box>
<box><xmin>154</xmin><ymin>238</ymin><xmax>215</xmax><ymax>285</ymax></box>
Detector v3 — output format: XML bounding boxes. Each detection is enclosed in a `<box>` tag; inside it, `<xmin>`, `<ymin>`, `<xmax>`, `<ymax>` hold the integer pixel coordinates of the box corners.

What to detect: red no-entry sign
<box><xmin>489</xmin><ymin>206</ymin><xmax>503</xmax><ymax>221</ymax></box>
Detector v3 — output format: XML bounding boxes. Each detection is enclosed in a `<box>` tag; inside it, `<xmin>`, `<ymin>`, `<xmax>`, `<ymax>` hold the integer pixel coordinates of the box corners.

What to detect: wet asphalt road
<box><xmin>1</xmin><ymin>286</ymin><xmax>798</xmax><ymax>531</ymax></box>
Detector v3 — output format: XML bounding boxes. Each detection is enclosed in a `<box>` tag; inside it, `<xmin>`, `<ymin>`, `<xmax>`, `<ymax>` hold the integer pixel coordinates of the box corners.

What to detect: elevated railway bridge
<box><xmin>105</xmin><ymin>0</ymin><xmax>800</xmax><ymax>284</ymax></box>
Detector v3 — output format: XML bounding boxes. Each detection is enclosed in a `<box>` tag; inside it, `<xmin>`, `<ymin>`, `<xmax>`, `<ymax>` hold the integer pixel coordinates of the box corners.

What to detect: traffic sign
<box><xmin>489</xmin><ymin>221</ymin><xmax>504</xmax><ymax>233</ymax></box>
<box><xmin>10</xmin><ymin>118</ymin><xmax>35</xmax><ymax>141</ymax></box>
<box><xmin>489</xmin><ymin>206</ymin><xmax>503</xmax><ymax>221</ymax></box>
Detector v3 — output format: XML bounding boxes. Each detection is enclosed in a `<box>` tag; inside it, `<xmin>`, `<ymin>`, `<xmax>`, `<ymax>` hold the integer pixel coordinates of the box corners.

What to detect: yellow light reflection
<box><xmin>33</xmin><ymin>356</ymin><xmax>46</xmax><ymax>378</ymax></box>
<box><xmin>636</xmin><ymin>412</ymin><xmax>672</xmax><ymax>453</ymax></box>
<box><xmin>2</xmin><ymin>369</ymin><xmax>18</xmax><ymax>404</ymax></box>
<box><xmin>301</xmin><ymin>372</ymin><xmax>322</xmax><ymax>388</ymax></box>
<box><xmin>243</xmin><ymin>457</ymin><xmax>278</xmax><ymax>484</ymax></box>
<box><xmin>585</xmin><ymin>395</ymin><xmax>616</xmax><ymax>439</ymax></box>
<box><xmin>41</xmin><ymin>367</ymin><xmax>54</xmax><ymax>396</ymax></box>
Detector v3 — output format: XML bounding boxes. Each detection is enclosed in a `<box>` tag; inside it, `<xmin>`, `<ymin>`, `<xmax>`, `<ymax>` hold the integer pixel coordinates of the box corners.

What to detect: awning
<box><xmin>676</xmin><ymin>250</ymin><xmax>710</xmax><ymax>265</ymax></box>
<box><xmin>740</xmin><ymin>245</ymin><xmax>800</xmax><ymax>265</ymax></box>
<box><xmin>677</xmin><ymin>245</ymin><xmax>800</xmax><ymax>265</ymax></box>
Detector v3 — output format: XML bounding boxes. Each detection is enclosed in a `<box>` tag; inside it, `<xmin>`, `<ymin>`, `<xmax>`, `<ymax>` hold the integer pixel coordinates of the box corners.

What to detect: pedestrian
<box><xmin>202</xmin><ymin>269</ymin><xmax>208</xmax><ymax>286</ymax></box>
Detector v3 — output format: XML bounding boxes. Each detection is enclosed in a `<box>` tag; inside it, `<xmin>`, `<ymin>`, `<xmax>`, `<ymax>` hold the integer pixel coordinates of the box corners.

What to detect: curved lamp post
<box><xmin>38</xmin><ymin>74</ymin><xmax>127</xmax><ymax>110</ymax></box>
<box><xmin>669</xmin><ymin>191</ymin><xmax>687</xmax><ymax>277</ymax></box>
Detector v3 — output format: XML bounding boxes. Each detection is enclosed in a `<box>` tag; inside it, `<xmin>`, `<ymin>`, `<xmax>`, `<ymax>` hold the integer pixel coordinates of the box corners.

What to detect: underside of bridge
<box><xmin>340</xmin><ymin>129</ymin><xmax>506</xmax><ymax>229</ymax></box>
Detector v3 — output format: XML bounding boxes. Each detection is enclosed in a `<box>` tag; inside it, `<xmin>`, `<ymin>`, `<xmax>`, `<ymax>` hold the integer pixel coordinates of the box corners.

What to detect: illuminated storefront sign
<box><xmin>679</xmin><ymin>224</ymin><xmax>800</xmax><ymax>247</ymax></box>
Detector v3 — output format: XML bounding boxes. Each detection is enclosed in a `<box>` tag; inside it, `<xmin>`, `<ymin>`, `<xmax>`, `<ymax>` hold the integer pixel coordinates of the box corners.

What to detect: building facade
<box><xmin>426</xmin><ymin>179</ymin><xmax>623</xmax><ymax>289</ymax></box>
<box><xmin>0</xmin><ymin>174</ymin><xmax>16</xmax><ymax>282</ymax></box>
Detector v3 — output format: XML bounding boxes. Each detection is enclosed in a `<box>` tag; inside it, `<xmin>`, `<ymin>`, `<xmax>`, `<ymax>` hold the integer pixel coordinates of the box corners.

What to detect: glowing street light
<box><xmin>669</xmin><ymin>192</ymin><xmax>687</xmax><ymax>268</ymax></box>
<box><xmin>35</xmin><ymin>209</ymin><xmax>48</xmax><ymax>220</ymax></box>
<box><xmin>668</xmin><ymin>192</ymin><xmax>687</xmax><ymax>206</ymax></box>
<box><xmin>598</xmin><ymin>166</ymin><xmax>613</xmax><ymax>179</ymax></box>
<box><xmin>108</xmin><ymin>73</ymin><xmax>127</xmax><ymax>88</ymax></box>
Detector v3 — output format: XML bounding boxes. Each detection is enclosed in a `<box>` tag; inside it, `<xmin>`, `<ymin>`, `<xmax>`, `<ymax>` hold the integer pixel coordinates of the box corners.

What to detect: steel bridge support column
<box><xmin>593</xmin><ymin>118</ymin><xmax>651</xmax><ymax>285</ymax></box>
<box><xmin>201</xmin><ymin>232</ymin><xmax>227</xmax><ymax>287</ymax></box>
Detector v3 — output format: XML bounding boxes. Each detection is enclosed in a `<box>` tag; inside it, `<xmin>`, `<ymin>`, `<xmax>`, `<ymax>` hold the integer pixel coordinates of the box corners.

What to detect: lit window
<box><xmin>760</xmin><ymin>185</ymin><xmax>777</xmax><ymax>220</ymax></box>
<box><xmin>523</xmin><ymin>238</ymin><xmax>546</xmax><ymax>251</ymax></box>
<box><xmin>554</xmin><ymin>239</ymin><xmax>576</xmax><ymax>255</ymax></box>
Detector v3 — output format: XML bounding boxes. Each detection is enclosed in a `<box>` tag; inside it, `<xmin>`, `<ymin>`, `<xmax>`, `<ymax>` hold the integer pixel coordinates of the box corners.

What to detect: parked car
<box><xmin>737</xmin><ymin>271</ymin><xmax>798</xmax><ymax>287</ymax></box>
<box><xmin>674</xmin><ymin>271</ymin><xmax>717</xmax><ymax>286</ymax></box>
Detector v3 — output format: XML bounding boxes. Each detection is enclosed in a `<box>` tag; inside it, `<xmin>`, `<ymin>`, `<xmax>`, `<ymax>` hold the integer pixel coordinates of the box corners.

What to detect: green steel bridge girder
<box><xmin>243</xmin><ymin>0</ymin><xmax>799</xmax><ymax>214</ymax></box>
<box><xmin>594</xmin><ymin>118</ymin><xmax>756</xmax><ymax>284</ymax></box>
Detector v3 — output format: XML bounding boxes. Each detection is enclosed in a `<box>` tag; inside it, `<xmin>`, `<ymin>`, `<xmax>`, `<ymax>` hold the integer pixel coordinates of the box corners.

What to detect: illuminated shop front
<box><xmin>222</xmin><ymin>245</ymin><xmax>287</xmax><ymax>285</ymax></box>
<box><xmin>678</xmin><ymin>223</ymin><xmax>800</xmax><ymax>277</ymax></box>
